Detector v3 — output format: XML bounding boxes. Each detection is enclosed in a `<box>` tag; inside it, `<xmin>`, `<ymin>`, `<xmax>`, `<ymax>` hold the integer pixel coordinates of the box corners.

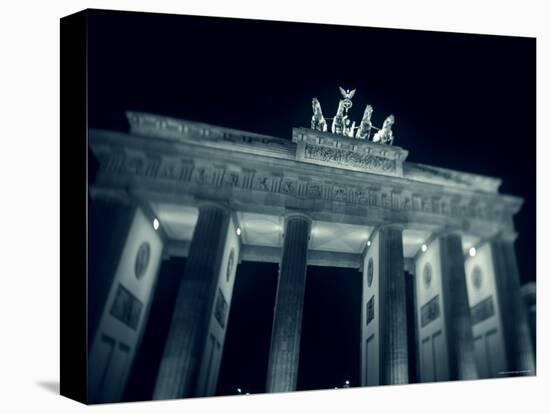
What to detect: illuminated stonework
<box><xmin>88</xmin><ymin>109</ymin><xmax>533</xmax><ymax>402</ymax></box>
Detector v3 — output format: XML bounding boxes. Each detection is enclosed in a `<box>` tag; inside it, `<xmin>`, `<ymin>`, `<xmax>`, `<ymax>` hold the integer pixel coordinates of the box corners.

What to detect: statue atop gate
<box><xmin>311</xmin><ymin>87</ymin><xmax>395</xmax><ymax>145</ymax></box>
<box><xmin>311</xmin><ymin>98</ymin><xmax>328</xmax><ymax>132</ymax></box>
<box><xmin>356</xmin><ymin>104</ymin><xmax>374</xmax><ymax>140</ymax></box>
<box><xmin>372</xmin><ymin>114</ymin><xmax>395</xmax><ymax>145</ymax></box>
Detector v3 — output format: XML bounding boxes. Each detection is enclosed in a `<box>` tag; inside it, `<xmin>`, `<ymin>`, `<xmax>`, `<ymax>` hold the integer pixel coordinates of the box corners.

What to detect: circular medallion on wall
<box><xmin>134</xmin><ymin>242</ymin><xmax>151</xmax><ymax>279</ymax></box>
<box><xmin>226</xmin><ymin>249</ymin><xmax>235</xmax><ymax>282</ymax></box>
<box><xmin>367</xmin><ymin>258</ymin><xmax>374</xmax><ymax>287</ymax></box>
<box><xmin>423</xmin><ymin>262</ymin><xmax>433</xmax><ymax>289</ymax></box>
<box><xmin>472</xmin><ymin>266</ymin><xmax>483</xmax><ymax>290</ymax></box>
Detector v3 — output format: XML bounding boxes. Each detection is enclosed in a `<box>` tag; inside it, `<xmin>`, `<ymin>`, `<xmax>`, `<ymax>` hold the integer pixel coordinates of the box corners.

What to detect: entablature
<box><xmin>90</xmin><ymin>127</ymin><xmax>521</xmax><ymax>238</ymax></box>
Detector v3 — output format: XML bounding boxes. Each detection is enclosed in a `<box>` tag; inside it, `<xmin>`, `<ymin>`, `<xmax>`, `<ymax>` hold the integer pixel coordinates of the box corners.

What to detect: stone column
<box><xmin>520</xmin><ymin>282</ymin><xmax>536</xmax><ymax>364</ymax></box>
<box><xmin>153</xmin><ymin>203</ymin><xmax>230</xmax><ymax>399</ymax></box>
<box><xmin>403</xmin><ymin>258</ymin><xmax>420</xmax><ymax>383</ymax></box>
<box><xmin>439</xmin><ymin>233</ymin><xmax>478</xmax><ymax>380</ymax></box>
<box><xmin>266</xmin><ymin>213</ymin><xmax>311</xmax><ymax>393</ymax></box>
<box><xmin>491</xmin><ymin>236</ymin><xmax>535</xmax><ymax>375</ymax></box>
<box><xmin>378</xmin><ymin>225</ymin><xmax>409</xmax><ymax>385</ymax></box>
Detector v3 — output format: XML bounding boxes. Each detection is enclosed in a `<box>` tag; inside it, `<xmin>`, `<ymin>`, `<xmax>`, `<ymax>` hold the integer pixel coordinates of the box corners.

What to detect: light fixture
<box><xmin>236</xmin><ymin>227</ymin><xmax>241</xmax><ymax>236</ymax></box>
<box><xmin>421</xmin><ymin>244</ymin><xmax>427</xmax><ymax>252</ymax></box>
<box><xmin>367</xmin><ymin>240</ymin><xmax>371</xmax><ymax>247</ymax></box>
<box><xmin>236</xmin><ymin>388</ymin><xmax>242</xmax><ymax>394</ymax></box>
<box><xmin>153</xmin><ymin>218</ymin><xmax>159</xmax><ymax>230</ymax></box>
<box><xmin>345</xmin><ymin>380</ymin><xmax>350</xmax><ymax>385</ymax></box>
<box><xmin>469</xmin><ymin>247</ymin><xmax>477</xmax><ymax>257</ymax></box>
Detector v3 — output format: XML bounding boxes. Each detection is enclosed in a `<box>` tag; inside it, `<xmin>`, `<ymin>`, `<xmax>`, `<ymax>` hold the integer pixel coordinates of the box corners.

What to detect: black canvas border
<box><xmin>60</xmin><ymin>9</ymin><xmax>88</xmax><ymax>404</ymax></box>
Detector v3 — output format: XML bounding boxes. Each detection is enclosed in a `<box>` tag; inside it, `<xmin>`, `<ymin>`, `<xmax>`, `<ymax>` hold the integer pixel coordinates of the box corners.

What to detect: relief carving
<box><xmin>157</xmin><ymin>160</ymin><xmax>182</xmax><ymax>180</ymax></box>
<box><xmin>307</xmin><ymin>183</ymin><xmax>322</xmax><ymax>198</ymax></box>
<box><xmin>353</xmin><ymin>189</ymin><xmax>367</xmax><ymax>205</ymax></box>
<box><xmin>304</xmin><ymin>143</ymin><xmax>396</xmax><ymax>173</ymax></box>
<box><xmin>223</xmin><ymin>171</ymin><xmax>240</xmax><ymax>187</ymax></box>
<box><xmin>281</xmin><ymin>179</ymin><xmax>297</xmax><ymax>195</ymax></box>
<box><xmin>95</xmin><ymin>150</ymin><xmax>506</xmax><ymax>225</ymax></box>
<box><xmin>253</xmin><ymin>175</ymin><xmax>270</xmax><ymax>191</ymax></box>
<box><xmin>122</xmin><ymin>155</ymin><xmax>146</xmax><ymax>175</ymax></box>
<box><xmin>194</xmin><ymin>167</ymin><xmax>209</xmax><ymax>184</ymax></box>
<box><xmin>333</xmin><ymin>187</ymin><xmax>347</xmax><ymax>201</ymax></box>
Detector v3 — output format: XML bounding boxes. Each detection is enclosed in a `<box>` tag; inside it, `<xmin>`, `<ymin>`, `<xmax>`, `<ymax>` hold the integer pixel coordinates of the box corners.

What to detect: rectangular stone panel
<box><xmin>420</xmin><ymin>295</ymin><xmax>440</xmax><ymax>328</ymax></box>
<box><xmin>366</xmin><ymin>296</ymin><xmax>375</xmax><ymax>325</ymax></box>
<box><xmin>214</xmin><ymin>288</ymin><xmax>228</xmax><ymax>329</ymax></box>
<box><xmin>109</xmin><ymin>283</ymin><xmax>143</xmax><ymax>330</ymax></box>
<box><xmin>470</xmin><ymin>296</ymin><xmax>495</xmax><ymax>325</ymax></box>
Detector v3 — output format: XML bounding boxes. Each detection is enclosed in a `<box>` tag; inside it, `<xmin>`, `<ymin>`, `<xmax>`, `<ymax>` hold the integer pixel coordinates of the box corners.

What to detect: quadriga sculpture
<box><xmin>331</xmin><ymin>99</ymin><xmax>346</xmax><ymax>135</ymax></box>
<box><xmin>356</xmin><ymin>104</ymin><xmax>374</xmax><ymax>140</ymax></box>
<box><xmin>311</xmin><ymin>97</ymin><xmax>328</xmax><ymax>132</ymax></box>
<box><xmin>372</xmin><ymin>114</ymin><xmax>395</xmax><ymax>145</ymax></box>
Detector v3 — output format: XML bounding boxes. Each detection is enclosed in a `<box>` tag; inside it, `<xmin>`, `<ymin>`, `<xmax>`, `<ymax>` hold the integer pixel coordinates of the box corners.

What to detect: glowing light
<box><xmin>345</xmin><ymin>380</ymin><xmax>350</xmax><ymax>385</ymax></box>
<box><xmin>236</xmin><ymin>227</ymin><xmax>241</xmax><ymax>236</ymax></box>
<box><xmin>236</xmin><ymin>388</ymin><xmax>242</xmax><ymax>393</ymax></box>
<box><xmin>367</xmin><ymin>240</ymin><xmax>371</xmax><ymax>247</ymax></box>
<box><xmin>153</xmin><ymin>218</ymin><xmax>159</xmax><ymax>230</ymax></box>
<box><xmin>469</xmin><ymin>247</ymin><xmax>477</xmax><ymax>257</ymax></box>
<box><xmin>421</xmin><ymin>244</ymin><xmax>427</xmax><ymax>252</ymax></box>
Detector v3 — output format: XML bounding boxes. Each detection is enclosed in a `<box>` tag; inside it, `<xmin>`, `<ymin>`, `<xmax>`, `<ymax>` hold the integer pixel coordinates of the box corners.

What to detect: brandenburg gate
<box><xmin>87</xmin><ymin>90</ymin><xmax>535</xmax><ymax>403</ymax></box>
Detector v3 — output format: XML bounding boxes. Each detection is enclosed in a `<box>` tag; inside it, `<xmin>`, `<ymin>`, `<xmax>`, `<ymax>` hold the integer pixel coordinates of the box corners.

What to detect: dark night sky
<box><xmin>87</xmin><ymin>9</ymin><xmax>536</xmax><ymax>397</ymax></box>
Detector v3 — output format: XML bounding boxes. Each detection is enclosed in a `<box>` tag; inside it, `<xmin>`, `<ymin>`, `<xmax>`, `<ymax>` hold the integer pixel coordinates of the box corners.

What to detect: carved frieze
<box><xmin>281</xmin><ymin>179</ymin><xmax>297</xmax><ymax>196</ymax></box>
<box><xmin>93</xmin><ymin>149</ymin><xmax>513</xmax><ymax>226</ymax></box>
<box><xmin>307</xmin><ymin>182</ymin><xmax>322</xmax><ymax>198</ymax></box>
<box><xmin>303</xmin><ymin>143</ymin><xmax>397</xmax><ymax>174</ymax></box>
<box><xmin>333</xmin><ymin>186</ymin><xmax>347</xmax><ymax>202</ymax></box>
<box><xmin>292</xmin><ymin>127</ymin><xmax>408</xmax><ymax>177</ymax></box>
<box><xmin>223</xmin><ymin>171</ymin><xmax>240</xmax><ymax>187</ymax></box>
<box><xmin>253</xmin><ymin>174</ymin><xmax>271</xmax><ymax>192</ymax></box>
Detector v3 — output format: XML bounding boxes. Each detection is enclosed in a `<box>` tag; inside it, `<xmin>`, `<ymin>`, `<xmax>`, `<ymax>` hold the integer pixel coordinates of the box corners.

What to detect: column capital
<box><xmin>436</xmin><ymin>227</ymin><xmax>463</xmax><ymax>239</ymax></box>
<box><xmin>281</xmin><ymin>212</ymin><xmax>312</xmax><ymax>241</ymax></box>
<box><xmin>492</xmin><ymin>230</ymin><xmax>519</xmax><ymax>243</ymax></box>
<box><xmin>374</xmin><ymin>222</ymin><xmax>405</xmax><ymax>234</ymax></box>
<box><xmin>196</xmin><ymin>200</ymin><xmax>232</xmax><ymax>214</ymax></box>
<box><xmin>282</xmin><ymin>211</ymin><xmax>313</xmax><ymax>224</ymax></box>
